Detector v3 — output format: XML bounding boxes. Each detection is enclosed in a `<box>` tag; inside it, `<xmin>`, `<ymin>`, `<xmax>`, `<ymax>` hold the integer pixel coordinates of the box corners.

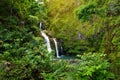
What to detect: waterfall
<box><xmin>39</xmin><ymin>22</ymin><xmax>52</xmax><ymax>53</ymax></box>
<box><xmin>53</xmin><ymin>38</ymin><xmax>60</xmax><ymax>58</ymax></box>
<box><xmin>39</xmin><ymin>22</ymin><xmax>61</xmax><ymax>58</ymax></box>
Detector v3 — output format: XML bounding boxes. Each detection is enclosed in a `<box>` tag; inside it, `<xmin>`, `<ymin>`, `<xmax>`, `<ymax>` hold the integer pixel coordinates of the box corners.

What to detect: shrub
<box><xmin>0</xmin><ymin>25</ymin><xmax>53</xmax><ymax>80</ymax></box>
<box><xmin>42</xmin><ymin>53</ymin><xmax>115</xmax><ymax>80</ymax></box>
<box><xmin>27</xmin><ymin>15</ymin><xmax>39</xmax><ymax>25</ymax></box>
<box><xmin>76</xmin><ymin>53</ymin><xmax>115</xmax><ymax>80</ymax></box>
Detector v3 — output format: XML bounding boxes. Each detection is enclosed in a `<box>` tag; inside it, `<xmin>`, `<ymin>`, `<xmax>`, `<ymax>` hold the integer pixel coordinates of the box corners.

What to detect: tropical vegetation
<box><xmin>0</xmin><ymin>0</ymin><xmax>120</xmax><ymax>80</ymax></box>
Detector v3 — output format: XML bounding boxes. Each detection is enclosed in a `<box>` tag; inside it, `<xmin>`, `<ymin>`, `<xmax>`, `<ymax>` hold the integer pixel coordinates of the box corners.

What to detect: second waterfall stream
<box><xmin>53</xmin><ymin>38</ymin><xmax>60</xmax><ymax>58</ymax></box>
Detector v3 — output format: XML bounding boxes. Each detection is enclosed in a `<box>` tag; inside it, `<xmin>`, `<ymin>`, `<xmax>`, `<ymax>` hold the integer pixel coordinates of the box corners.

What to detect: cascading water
<box><xmin>53</xmin><ymin>38</ymin><xmax>60</xmax><ymax>58</ymax></box>
<box><xmin>39</xmin><ymin>22</ymin><xmax>52</xmax><ymax>53</ymax></box>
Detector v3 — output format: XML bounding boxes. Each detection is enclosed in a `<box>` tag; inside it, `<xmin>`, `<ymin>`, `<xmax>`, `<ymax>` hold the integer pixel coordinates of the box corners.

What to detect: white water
<box><xmin>39</xmin><ymin>22</ymin><xmax>52</xmax><ymax>53</ymax></box>
<box><xmin>53</xmin><ymin>38</ymin><xmax>60</xmax><ymax>58</ymax></box>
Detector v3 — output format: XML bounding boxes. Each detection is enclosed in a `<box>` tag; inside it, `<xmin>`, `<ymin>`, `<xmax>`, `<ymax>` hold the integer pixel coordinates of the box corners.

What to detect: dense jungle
<box><xmin>0</xmin><ymin>0</ymin><xmax>120</xmax><ymax>80</ymax></box>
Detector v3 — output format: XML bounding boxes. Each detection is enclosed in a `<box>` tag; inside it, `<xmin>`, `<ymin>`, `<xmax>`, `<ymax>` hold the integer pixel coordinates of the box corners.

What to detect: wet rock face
<box><xmin>20</xmin><ymin>21</ymin><xmax>25</xmax><ymax>25</ymax></box>
<box><xmin>59</xmin><ymin>39</ymin><xmax>64</xmax><ymax>55</ymax></box>
<box><xmin>4</xmin><ymin>61</ymin><xmax>11</xmax><ymax>67</ymax></box>
<box><xmin>0</xmin><ymin>61</ymin><xmax>13</xmax><ymax>72</ymax></box>
<box><xmin>40</xmin><ymin>22</ymin><xmax>46</xmax><ymax>30</ymax></box>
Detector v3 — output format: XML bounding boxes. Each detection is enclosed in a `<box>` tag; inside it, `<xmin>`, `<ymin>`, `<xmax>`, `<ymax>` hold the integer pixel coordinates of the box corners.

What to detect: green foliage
<box><xmin>76</xmin><ymin>53</ymin><xmax>114</xmax><ymax>80</ymax></box>
<box><xmin>0</xmin><ymin>0</ymin><xmax>51</xmax><ymax>79</ymax></box>
<box><xmin>47</xmin><ymin>0</ymin><xmax>91</xmax><ymax>54</ymax></box>
<box><xmin>108</xmin><ymin>53</ymin><xmax>120</xmax><ymax>80</ymax></box>
<box><xmin>75</xmin><ymin>0</ymin><xmax>120</xmax><ymax>54</ymax></box>
<box><xmin>0</xmin><ymin>0</ymin><xmax>119</xmax><ymax>79</ymax></box>
<box><xmin>27</xmin><ymin>15</ymin><xmax>39</xmax><ymax>25</ymax></box>
<box><xmin>0</xmin><ymin>0</ymin><xmax>46</xmax><ymax>24</ymax></box>
<box><xmin>29</xmin><ymin>2</ymin><xmax>41</xmax><ymax>15</ymax></box>
<box><xmin>42</xmin><ymin>53</ymin><xmax>114</xmax><ymax>80</ymax></box>
<box><xmin>6</xmin><ymin>16</ymin><xmax>18</xmax><ymax>25</ymax></box>
<box><xmin>0</xmin><ymin>24</ymin><xmax>53</xmax><ymax>79</ymax></box>
<box><xmin>75</xmin><ymin>1</ymin><xmax>120</xmax><ymax>78</ymax></box>
<box><xmin>76</xmin><ymin>1</ymin><xmax>98</xmax><ymax>21</ymax></box>
<box><xmin>64</xmin><ymin>40</ymin><xmax>89</xmax><ymax>54</ymax></box>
